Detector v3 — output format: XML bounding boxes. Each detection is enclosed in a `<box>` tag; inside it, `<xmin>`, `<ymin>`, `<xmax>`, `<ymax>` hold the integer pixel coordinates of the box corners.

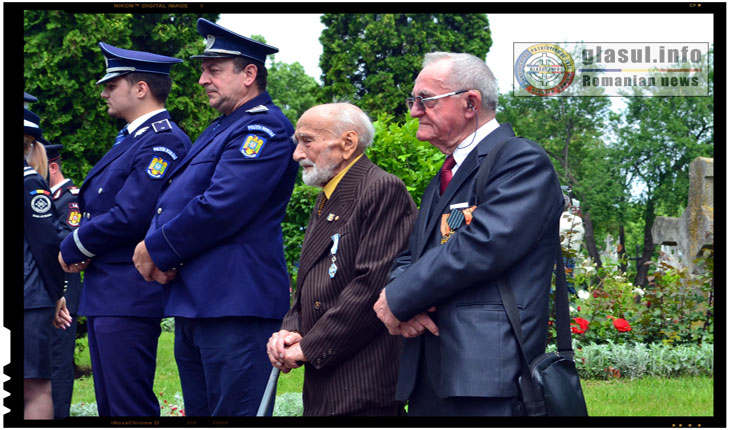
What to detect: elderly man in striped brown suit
<box><xmin>266</xmin><ymin>103</ymin><xmax>417</xmax><ymax>416</ymax></box>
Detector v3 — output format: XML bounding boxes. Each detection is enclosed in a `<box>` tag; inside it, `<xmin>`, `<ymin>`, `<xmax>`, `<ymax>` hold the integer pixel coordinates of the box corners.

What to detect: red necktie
<box><xmin>439</xmin><ymin>155</ymin><xmax>456</xmax><ymax>195</ymax></box>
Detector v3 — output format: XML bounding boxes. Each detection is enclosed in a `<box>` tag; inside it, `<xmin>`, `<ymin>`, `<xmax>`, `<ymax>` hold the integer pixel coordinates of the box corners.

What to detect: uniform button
<box><xmin>168</xmin><ymin>179</ymin><xmax>173</xmax><ymax>184</ymax></box>
<box><xmin>315</xmin><ymin>358</ymin><xmax>321</xmax><ymax>365</ymax></box>
<box><xmin>86</xmin><ymin>213</ymin><xmax>91</xmax><ymax>219</ymax></box>
<box><xmin>314</xmin><ymin>301</ymin><xmax>321</xmax><ymax>309</ymax></box>
<box><xmin>98</xmin><ymin>187</ymin><xmax>103</xmax><ymax>194</ymax></box>
<box><xmin>327</xmin><ymin>348</ymin><xmax>333</xmax><ymax>355</ymax></box>
<box><xmin>157</xmin><ymin>208</ymin><xmax>163</xmax><ymax>214</ymax></box>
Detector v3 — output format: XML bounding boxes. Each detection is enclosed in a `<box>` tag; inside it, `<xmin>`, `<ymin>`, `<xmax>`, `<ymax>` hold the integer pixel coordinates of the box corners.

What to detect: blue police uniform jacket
<box><xmin>144</xmin><ymin>92</ymin><xmax>298</xmax><ymax>319</ymax></box>
<box><xmin>24</xmin><ymin>162</ymin><xmax>66</xmax><ymax>309</ymax></box>
<box><xmin>51</xmin><ymin>179</ymin><xmax>82</xmax><ymax>314</ymax></box>
<box><xmin>60</xmin><ymin>111</ymin><xmax>191</xmax><ymax>317</ymax></box>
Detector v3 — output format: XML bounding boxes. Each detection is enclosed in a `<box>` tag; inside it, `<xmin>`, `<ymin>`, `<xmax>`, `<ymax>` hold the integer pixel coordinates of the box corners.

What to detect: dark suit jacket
<box><xmin>386</xmin><ymin>123</ymin><xmax>564</xmax><ymax>401</ymax></box>
<box><xmin>281</xmin><ymin>155</ymin><xmax>417</xmax><ymax>415</ymax></box>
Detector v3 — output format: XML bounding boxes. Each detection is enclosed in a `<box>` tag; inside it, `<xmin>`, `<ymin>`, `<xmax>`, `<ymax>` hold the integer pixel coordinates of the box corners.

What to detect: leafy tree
<box><xmin>246</xmin><ymin>34</ymin><xmax>320</xmax><ymax>126</ymax></box>
<box><xmin>319</xmin><ymin>13</ymin><xmax>492</xmax><ymax>119</ymax></box>
<box><xmin>24</xmin><ymin>11</ymin><xmax>219</xmax><ymax>184</ymax></box>
<box><xmin>268</xmin><ymin>60</ymin><xmax>320</xmax><ymax>126</ymax></box>
<box><xmin>615</xmin><ymin>95</ymin><xmax>713</xmax><ymax>286</ymax></box>
<box><xmin>497</xmin><ymin>94</ymin><xmax>621</xmax><ymax>268</ymax></box>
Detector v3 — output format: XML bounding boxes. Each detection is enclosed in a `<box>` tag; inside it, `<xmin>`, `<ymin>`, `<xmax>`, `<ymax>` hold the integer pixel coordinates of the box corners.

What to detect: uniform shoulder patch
<box><xmin>245</xmin><ymin>105</ymin><xmax>269</xmax><ymax>114</ymax></box>
<box><xmin>151</xmin><ymin>119</ymin><xmax>172</xmax><ymax>133</ymax></box>
<box><xmin>240</xmin><ymin>134</ymin><xmax>267</xmax><ymax>158</ymax></box>
<box><xmin>247</xmin><ymin>124</ymin><xmax>276</xmax><ymax>138</ymax></box>
<box><xmin>146</xmin><ymin>156</ymin><xmax>170</xmax><ymax>179</ymax></box>
<box><xmin>29</xmin><ymin>189</ymin><xmax>52</xmax><ymax>217</ymax></box>
<box><xmin>153</xmin><ymin>146</ymin><xmax>179</xmax><ymax>160</ymax></box>
<box><xmin>67</xmin><ymin>203</ymin><xmax>81</xmax><ymax>227</ymax></box>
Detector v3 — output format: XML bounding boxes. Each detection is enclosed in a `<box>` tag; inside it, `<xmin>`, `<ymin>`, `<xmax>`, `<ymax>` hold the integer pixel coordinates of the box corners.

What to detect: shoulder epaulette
<box><xmin>246</xmin><ymin>105</ymin><xmax>269</xmax><ymax>114</ymax></box>
<box><xmin>151</xmin><ymin>119</ymin><xmax>172</xmax><ymax>133</ymax></box>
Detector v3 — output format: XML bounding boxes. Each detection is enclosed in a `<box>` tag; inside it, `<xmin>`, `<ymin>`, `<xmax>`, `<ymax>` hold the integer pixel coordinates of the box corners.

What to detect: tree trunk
<box><xmin>618</xmin><ymin>224</ymin><xmax>627</xmax><ymax>273</ymax></box>
<box><xmin>581</xmin><ymin>209</ymin><xmax>602</xmax><ymax>268</ymax></box>
<box><xmin>634</xmin><ymin>199</ymin><xmax>656</xmax><ymax>287</ymax></box>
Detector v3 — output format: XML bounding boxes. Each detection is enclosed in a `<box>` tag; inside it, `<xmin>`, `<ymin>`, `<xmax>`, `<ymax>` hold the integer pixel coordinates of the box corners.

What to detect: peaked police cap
<box><xmin>96</xmin><ymin>42</ymin><xmax>183</xmax><ymax>85</ymax></box>
<box><xmin>190</xmin><ymin>18</ymin><xmax>278</xmax><ymax>63</ymax></box>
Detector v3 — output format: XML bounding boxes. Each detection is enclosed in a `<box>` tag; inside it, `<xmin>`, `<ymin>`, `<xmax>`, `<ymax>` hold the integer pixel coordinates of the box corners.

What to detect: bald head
<box><xmin>293</xmin><ymin>103</ymin><xmax>375</xmax><ymax>187</ymax></box>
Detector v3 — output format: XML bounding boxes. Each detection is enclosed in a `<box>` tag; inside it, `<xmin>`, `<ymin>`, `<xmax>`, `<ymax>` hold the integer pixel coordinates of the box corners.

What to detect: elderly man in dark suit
<box><xmin>267</xmin><ymin>103</ymin><xmax>417</xmax><ymax>416</ymax></box>
<box><xmin>374</xmin><ymin>52</ymin><xmax>564</xmax><ymax>416</ymax></box>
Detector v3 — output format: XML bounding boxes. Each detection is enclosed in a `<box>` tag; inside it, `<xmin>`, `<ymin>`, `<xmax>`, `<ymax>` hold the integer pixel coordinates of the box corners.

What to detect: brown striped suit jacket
<box><xmin>281</xmin><ymin>155</ymin><xmax>417</xmax><ymax>416</ymax></box>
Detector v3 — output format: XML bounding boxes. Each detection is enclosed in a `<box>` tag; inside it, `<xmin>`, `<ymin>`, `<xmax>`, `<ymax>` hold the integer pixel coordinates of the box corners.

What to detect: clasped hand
<box><xmin>266</xmin><ymin>330</ymin><xmax>305</xmax><ymax>373</ymax></box>
<box><xmin>133</xmin><ymin>240</ymin><xmax>177</xmax><ymax>284</ymax></box>
<box><xmin>373</xmin><ymin>289</ymin><xmax>439</xmax><ymax>338</ymax></box>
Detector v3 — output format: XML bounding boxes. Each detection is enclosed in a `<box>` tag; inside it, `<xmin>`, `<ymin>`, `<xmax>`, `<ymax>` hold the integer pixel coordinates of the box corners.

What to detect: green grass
<box><xmin>582</xmin><ymin>376</ymin><xmax>713</xmax><ymax>416</ymax></box>
<box><xmin>73</xmin><ymin>334</ymin><xmax>712</xmax><ymax>416</ymax></box>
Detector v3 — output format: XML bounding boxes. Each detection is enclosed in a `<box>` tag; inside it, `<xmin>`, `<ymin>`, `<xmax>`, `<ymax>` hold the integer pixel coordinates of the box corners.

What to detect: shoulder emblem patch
<box><xmin>240</xmin><ymin>134</ymin><xmax>267</xmax><ymax>158</ymax></box>
<box><xmin>247</xmin><ymin>124</ymin><xmax>276</xmax><ymax>138</ymax></box>
<box><xmin>153</xmin><ymin>146</ymin><xmax>179</xmax><ymax>160</ymax></box>
<box><xmin>146</xmin><ymin>156</ymin><xmax>170</xmax><ymax>179</ymax></box>
<box><xmin>67</xmin><ymin>204</ymin><xmax>82</xmax><ymax>227</ymax></box>
<box><xmin>29</xmin><ymin>189</ymin><xmax>52</xmax><ymax>216</ymax></box>
<box><xmin>152</xmin><ymin>119</ymin><xmax>172</xmax><ymax>133</ymax></box>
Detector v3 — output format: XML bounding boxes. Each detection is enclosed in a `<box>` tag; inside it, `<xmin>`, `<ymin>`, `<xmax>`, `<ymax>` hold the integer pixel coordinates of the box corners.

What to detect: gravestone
<box><xmin>651</xmin><ymin>157</ymin><xmax>713</xmax><ymax>274</ymax></box>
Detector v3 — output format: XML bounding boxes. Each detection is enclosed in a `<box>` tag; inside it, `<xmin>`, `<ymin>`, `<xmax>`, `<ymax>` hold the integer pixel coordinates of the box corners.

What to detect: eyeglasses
<box><xmin>406</xmin><ymin>89</ymin><xmax>468</xmax><ymax>111</ymax></box>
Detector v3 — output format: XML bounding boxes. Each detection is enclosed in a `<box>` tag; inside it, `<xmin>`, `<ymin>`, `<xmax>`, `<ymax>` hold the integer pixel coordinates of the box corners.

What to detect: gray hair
<box><xmin>319</xmin><ymin>102</ymin><xmax>375</xmax><ymax>149</ymax></box>
<box><xmin>423</xmin><ymin>52</ymin><xmax>498</xmax><ymax>113</ymax></box>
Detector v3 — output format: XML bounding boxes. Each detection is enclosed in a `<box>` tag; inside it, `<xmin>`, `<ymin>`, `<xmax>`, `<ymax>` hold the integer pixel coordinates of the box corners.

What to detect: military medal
<box><xmin>329</xmin><ymin>233</ymin><xmax>341</xmax><ymax>278</ymax></box>
<box><xmin>440</xmin><ymin>205</ymin><xmax>478</xmax><ymax>244</ymax></box>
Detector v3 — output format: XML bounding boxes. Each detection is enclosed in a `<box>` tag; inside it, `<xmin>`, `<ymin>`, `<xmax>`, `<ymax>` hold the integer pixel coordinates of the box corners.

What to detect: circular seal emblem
<box><xmin>514</xmin><ymin>44</ymin><xmax>576</xmax><ymax>96</ymax></box>
<box><xmin>31</xmin><ymin>194</ymin><xmax>52</xmax><ymax>214</ymax></box>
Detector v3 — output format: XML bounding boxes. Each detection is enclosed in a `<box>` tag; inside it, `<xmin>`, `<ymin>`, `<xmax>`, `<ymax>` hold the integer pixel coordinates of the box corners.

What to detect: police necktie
<box><xmin>113</xmin><ymin>126</ymin><xmax>129</xmax><ymax>146</ymax></box>
<box><xmin>439</xmin><ymin>155</ymin><xmax>456</xmax><ymax>195</ymax></box>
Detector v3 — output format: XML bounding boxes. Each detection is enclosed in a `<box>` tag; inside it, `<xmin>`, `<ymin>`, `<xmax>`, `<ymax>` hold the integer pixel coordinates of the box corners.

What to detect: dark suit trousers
<box><xmin>408</xmin><ymin>343</ymin><xmax>516</xmax><ymax>416</ymax></box>
<box><xmin>174</xmin><ymin>316</ymin><xmax>280</xmax><ymax>416</ymax></box>
<box><xmin>87</xmin><ymin>316</ymin><xmax>161</xmax><ymax>416</ymax></box>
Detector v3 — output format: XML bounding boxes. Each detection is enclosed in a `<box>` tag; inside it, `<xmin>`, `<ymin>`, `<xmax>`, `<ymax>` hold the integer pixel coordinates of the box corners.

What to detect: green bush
<box><xmin>550</xmin><ymin>341</ymin><xmax>714</xmax><ymax>380</ymax></box>
<box><xmin>563</xmin><ymin>249</ymin><xmax>713</xmax><ymax>346</ymax></box>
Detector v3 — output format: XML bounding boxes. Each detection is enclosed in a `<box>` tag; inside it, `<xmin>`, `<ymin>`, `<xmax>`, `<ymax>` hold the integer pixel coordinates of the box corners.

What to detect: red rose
<box><xmin>607</xmin><ymin>316</ymin><xmax>632</xmax><ymax>332</ymax></box>
<box><xmin>571</xmin><ymin>317</ymin><xmax>590</xmax><ymax>334</ymax></box>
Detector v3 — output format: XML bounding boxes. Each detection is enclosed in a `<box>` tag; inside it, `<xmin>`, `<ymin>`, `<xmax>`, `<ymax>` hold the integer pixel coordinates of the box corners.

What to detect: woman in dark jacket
<box><xmin>23</xmin><ymin>109</ymin><xmax>70</xmax><ymax>419</ymax></box>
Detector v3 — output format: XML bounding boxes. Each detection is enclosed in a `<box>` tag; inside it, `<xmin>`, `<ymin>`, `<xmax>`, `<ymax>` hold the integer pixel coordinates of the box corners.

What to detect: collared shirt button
<box><xmin>315</xmin><ymin>358</ymin><xmax>321</xmax><ymax>365</ymax></box>
<box><xmin>157</xmin><ymin>207</ymin><xmax>163</xmax><ymax>215</ymax></box>
<box><xmin>97</xmin><ymin>187</ymin><xmax>103</xmax><ymax>194</ymax></box>
<box><xmin>314</xmin><ymin>301</ymin><xmax>321</xmax><ymax>309</ymax></box>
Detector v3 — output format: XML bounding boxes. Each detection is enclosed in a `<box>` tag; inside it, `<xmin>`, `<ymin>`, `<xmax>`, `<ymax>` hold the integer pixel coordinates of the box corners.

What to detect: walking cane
<box><xmin>256</xmin><ymin>367</ymin><xmax>281</xmax><ymax>416</ymax></box>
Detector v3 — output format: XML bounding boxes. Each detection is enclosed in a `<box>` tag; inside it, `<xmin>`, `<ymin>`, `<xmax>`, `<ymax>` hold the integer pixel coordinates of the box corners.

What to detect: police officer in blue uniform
<box><xmin>133</xmin><ymin>18</ymin><xmax>299</xmax><ymax>416</ymax></box>
<box><xmin>24</xmin><ymin>109</ymin><xmax>68</xmax><ymax>419</ymax></box>
<box><xmin>45</xmin><ymin>144</ymin><xmax>82</xmax><ymax>419</ymax></box>
<box><xmin>58</xmin><ymin>42</ymin><xmax>192</xmax><ymax>417</ymax></box>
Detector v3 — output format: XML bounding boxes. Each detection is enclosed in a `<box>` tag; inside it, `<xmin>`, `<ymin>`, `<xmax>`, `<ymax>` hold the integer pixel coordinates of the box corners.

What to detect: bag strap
<box><xmin>474</xmin><ymin>137</ymin><xmax>519</xmax><ymax>206</ymax></box>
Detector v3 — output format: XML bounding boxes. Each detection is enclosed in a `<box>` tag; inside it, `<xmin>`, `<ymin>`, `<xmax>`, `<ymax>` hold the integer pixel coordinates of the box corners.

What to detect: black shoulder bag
<box><xmin>475</xmin><ymin>137</ymin><xmax>589</xmax><ymax>417</ymax></box>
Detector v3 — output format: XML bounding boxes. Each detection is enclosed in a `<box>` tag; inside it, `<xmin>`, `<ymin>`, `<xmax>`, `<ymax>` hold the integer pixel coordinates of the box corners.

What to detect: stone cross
<box><xmin>651</xmin><ymin>157</ymin><xmax>713</xmax><ymax>274</ymax></box>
